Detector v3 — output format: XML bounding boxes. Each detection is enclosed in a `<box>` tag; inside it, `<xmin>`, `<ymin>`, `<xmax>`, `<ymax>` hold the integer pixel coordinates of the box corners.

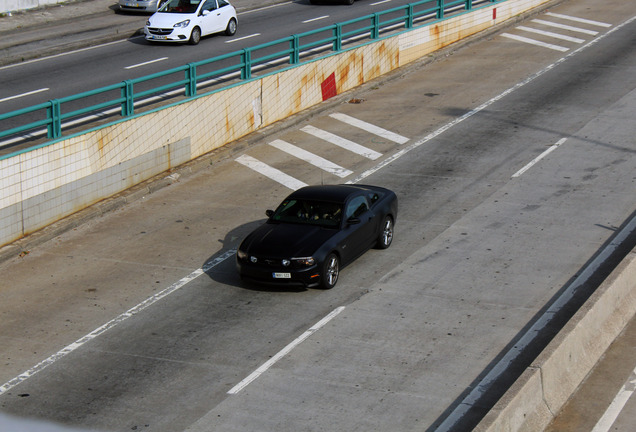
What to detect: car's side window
<box><xmin>202</xmin><ymin>0</ymin><xmax>216</xmax><ymax>12</ymax></box>
<box><xmin>346</xmin><ymin>196</ymin><xmax>369</xmax><ymax>219</ymax></box>
<box><xmin>218</xmin><ymin>0</ymin><xmax>229</xmax><ymax>7</ymax></box>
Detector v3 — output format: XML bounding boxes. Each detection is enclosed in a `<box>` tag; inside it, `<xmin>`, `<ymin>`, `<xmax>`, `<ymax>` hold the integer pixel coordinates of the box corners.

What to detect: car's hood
<box><xmin>148</xmin><ymin>12</ymin><xmax>196</xmax><ymax>27</ymax></box>
<box><xmin>242</xmin><ymin>222</ymin><xmax>337</xmax><ymax>258</ymax></box>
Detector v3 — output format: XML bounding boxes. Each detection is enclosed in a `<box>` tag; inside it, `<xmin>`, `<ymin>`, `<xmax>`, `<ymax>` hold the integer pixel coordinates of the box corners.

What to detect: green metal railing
<box><xmin>0</xmin><ymin>0</ymin><xmax>500</xmax><ymax>148</ymax></box>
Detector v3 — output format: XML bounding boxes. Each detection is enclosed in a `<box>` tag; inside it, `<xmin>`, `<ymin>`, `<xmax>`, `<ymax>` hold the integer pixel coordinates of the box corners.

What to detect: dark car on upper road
<box><xmin>236</xmin><ymin>184</ymin><xmax>397</xmax><ymax>289</ymax></box>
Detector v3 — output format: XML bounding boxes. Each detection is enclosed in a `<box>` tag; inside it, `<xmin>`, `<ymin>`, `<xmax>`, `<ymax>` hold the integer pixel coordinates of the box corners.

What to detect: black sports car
<box><xmin>236</xmin><ymin>184</ymin><xmax>397</xmax><ymax>289</ymax></box>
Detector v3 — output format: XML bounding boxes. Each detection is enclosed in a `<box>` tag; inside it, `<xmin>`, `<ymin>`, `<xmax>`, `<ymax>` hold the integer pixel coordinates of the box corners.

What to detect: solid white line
<box><xmin>0</xmin><ymin>249</ymin><xmax>236</xmax><ymax>396</ymax></box>
<box><xmin>235</xmin><ymin>154</ymin><xmax>307</xmax><ymax>190</ymax></box>
<box><xmin>301</xmin><ymin>125</ymin><xmax>382</xmax><ymax>160</ymax></box>
<box><xmin>501</xmin><ymin>33</ymin><xmax>569</xmax><ymax>52</ymax></box>
<box><xmin>511</xmin><ymin>138</ymin><xmax>567</xmax><ymax>178</ymax></box>
<box><xmin>546</xmin><ymin>12</ymin><xmax>611</xmax><ymax>28</ymax></box>
<box><xmin>269</xmin><ymin>139</ymin><xmax>353</xmax><ymax>178</ymax></box>
<box><xmin>329</xmin><ymin>113</ymin><xmax>409</xmax><ymax>144</ymax></box>
<box><xmin>0</xmin><ymin>88</ymin><xmax>49</xmax><ymax>103</ymax></box>
<box><xmin>517</xmin><ymin>26</ymin><xmax>585</xmax><ymax>43</ymax></box>
<box><xmin>532</xmin><ymin>19</ymin><xmax>599</xmax><ymax>35</ymax></box>
<box><xmin>371</xmin><ymin>0</ymin><xmax>392</xmax><ymax>5</ymax></box>
<box><xmin>591</xmin><ymin>365</ymin><xmax>636</xmax><ymax>432</ymax></box>
<box><xmin>228</xmin><ymin>306</ymin><xmax>345</xmax><ymax>394</ymax></box>
<box><xmin>303</xmin><ymin>15</ymin><xmax>329</xmax><ymax>24</ymax></box>
<box><xmin>125</xmin><ymin>57</ymin><xmax>168</xmax><ymax>70</ymax></box>
<box><xmin>226</xmin><ymin>33</ymin><xmax>261</xmax><ymax>43</ymax></box>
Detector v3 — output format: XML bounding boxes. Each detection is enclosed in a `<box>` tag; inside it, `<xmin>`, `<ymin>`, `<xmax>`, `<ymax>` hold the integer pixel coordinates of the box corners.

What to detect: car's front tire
<box><xmin>376</xmin><ymin>216</ymin><xmax>393</xmax><ymax>249</ymax></box>
<box><xmin>225</xmin><ymin>18</ymin><xmax>237</xmax><ymax>36</ymax></box>
<box><xmin>319</xmin><ymin>253</ymin><xmax>339</xmax><ymax>289</ymax></box>
<box><xmin>189</xmin><ymin>27</ymin><xmax>201</xmax><ymax>45</ymax></box>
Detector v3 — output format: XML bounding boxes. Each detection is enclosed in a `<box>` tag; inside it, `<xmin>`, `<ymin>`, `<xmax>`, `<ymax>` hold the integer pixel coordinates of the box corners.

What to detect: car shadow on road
<box><xmin>202</xmin><ymin>219</ymin><xmax>308</xmax><ymax>293</ymax></box>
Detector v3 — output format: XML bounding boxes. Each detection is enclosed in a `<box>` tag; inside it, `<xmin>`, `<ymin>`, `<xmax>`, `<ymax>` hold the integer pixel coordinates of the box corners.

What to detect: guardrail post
<box><xmin>241</xmin><ymin>48</ymin><xmax>252</xmax><ymax>80</ymax></box>
<box><xmin>371</xmin><ymin>13</ymin><xmax>380</xmax><ymax>39</ymax></box>
<box><xmin>465</xmin><ymin>0</ymin><xmax>472</xmax><ymax>10</ymax></box>
<box><xmin>47</xmin><ymin>99</ymin><xmax>62</xmax><ymax>139</ymax></box>
<box><xmin>406</xmin><ymin>4</ymin><xmax>414</xmax><ymax>29</ymax></box>
<box><xmin>333</xmin><ymin>23</ymin><xmax>342</xmax><ymax>52</ymax></box>
<box><xmin>186</xmin><ymin>63</ymin><xmax>197</xmax><ymax>97</ymax></box>
<box><xmin>121</xmin><ymin>80</ymin><xmax>134</xmax><ymax>117</ymax></box>
<box><xmin>437</xmin><ymin>0</ymin><xmax>444</xmax><ymax>19</ymax></box>
<box><xmin>290</xmin><ymin>35</ymin><xmax>300</xmax><ymax>64</ymax></box>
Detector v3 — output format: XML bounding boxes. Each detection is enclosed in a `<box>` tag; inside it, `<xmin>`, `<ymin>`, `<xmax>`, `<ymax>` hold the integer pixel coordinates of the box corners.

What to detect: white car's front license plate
<box><xmin>151</xmin><ymin>35</ymin><xmax>168</xmax><ymax>40</ymax></box>
<box><xmin>272</xmin><ymin>272</ymin><xmax>291</xmax><ymax>279</ymax></box>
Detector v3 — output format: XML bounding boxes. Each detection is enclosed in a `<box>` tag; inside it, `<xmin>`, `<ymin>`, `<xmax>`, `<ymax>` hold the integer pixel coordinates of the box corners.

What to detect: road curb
<box><xmin>475</xmin><ymin>246</ymin><xmax>636</xmax><ymax>431</ymax></box>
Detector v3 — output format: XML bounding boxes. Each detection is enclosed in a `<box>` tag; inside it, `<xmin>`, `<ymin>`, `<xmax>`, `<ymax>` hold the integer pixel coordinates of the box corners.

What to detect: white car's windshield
<box><xmin>159</xmin><ymin>0</ymin><xmax>201</xmax><ymax>13</ymax></box>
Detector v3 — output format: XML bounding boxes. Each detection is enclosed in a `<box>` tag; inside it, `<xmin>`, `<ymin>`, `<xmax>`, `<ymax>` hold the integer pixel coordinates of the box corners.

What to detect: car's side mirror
<box><xmin>202</xmin><ymin>9</ymin><xmax>210</xmax><ymax>15</ymax></box>
<box><xmin>266</xmin><ymin>209</ymin><xmax>274</xmax><ymax>218</ymax></box>
<box><xmin>347</xmin><ymin>217</ymin><xmax>361</xmax><ymax>225</ymax></box>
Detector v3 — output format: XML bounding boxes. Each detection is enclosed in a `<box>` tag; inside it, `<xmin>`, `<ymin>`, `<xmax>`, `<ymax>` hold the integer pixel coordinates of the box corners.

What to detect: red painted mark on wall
<box><xmin>493</xmin><ymin>8</ymin><xmax>497</xmax><ymax>20</ymax></box>
<box><xmin>321</xmin><ymin>72</ymin><xmax>337</xmax><ymax>101</ymax></box>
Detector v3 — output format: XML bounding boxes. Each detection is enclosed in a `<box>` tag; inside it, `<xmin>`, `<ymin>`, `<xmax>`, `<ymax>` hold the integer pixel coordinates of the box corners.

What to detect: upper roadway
<box><xmin>1</xmin><ymin>0</ymin><xmax>636</xmax><ymax>431</ymax></box>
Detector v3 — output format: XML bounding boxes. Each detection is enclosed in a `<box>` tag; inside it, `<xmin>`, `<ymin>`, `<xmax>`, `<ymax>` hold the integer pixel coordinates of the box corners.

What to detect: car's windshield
<box><xmin>271</xmin><ymin>199</ymin><xmax>343</xmax><ymax>228</ymax></box>
<box><xmin>159</xmin><ymin>0</ymin><xmax>201</xmax><ymax>13</ymax></box>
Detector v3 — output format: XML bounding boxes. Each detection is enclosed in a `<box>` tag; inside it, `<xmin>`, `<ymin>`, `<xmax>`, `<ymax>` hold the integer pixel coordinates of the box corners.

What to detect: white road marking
<box><xmin>329</xmin><ymin>113</ymin><xmax>409</xmax><ymax>144</ymax></box>
<box><xmin>532</xmin><ymin>19</ymin><xmax>599</xmax><ymax>35</ymax></box>
<box><xmin>591</xmin><ymin>365</ymin><xmax>636</xmax><ymax>432</ymax></box>
<box><xmin>269</xmin><ymin>139</ymin><xmax>353</xmax><ymax>178</ymax></box>
<box><xmin>511</xmin><ymin>138</ymin><xmax>567</xmax><ymax>178</ymax></box>
<box><xmin>0</xmin><ymin>250</ymin><xmax>236</xmax><ymax>396</ymax></box>
<box><xmin>125</xmin><ymin>57</ymin><xmax>168</xmax><ymax>70</ymax></box>
<box><xmin>517</xmin><ymin>26</ymin><xmax>585</xmax><ymax>43</ymax></box>
<box><xmin>228</xmin><ymin>306</ymin><xmax>345</xmax><ymax>394</ymax></box>
<box><xmin>301</xmin><ymin>125</ymin><xmax>382</xmax><ymax>160</ymax></box>
<box><xmin>371</xmin><ymin>0</ymin><xmax>392</xmax><ymax>5</ymax></box>
<box><xmin>226</xmin><ymin>33</ymin><xmax>261</xmax><ymax>43</ymax></box>
<box><xmin>0</xmin><ymin>88</ymin><xmax>49</xmax><ymax>103</ymax></box>
<box><xmin>545</xmin><ymin>12</ymin><xmax>611</xmax><ymax>28</ymax></box>
<box><xmin>235</xmin><ymin>154</ymin><xmax>307</xmax><ymax>190</ymax></box>
<box><xmin>303</xmin><ymin>16</ymin><xmax>329</xmax><ymax>24</ymax></box>
<box><xmin>501</xmin><ymin>33</ymin><xmax>569</xmax><ymax>51</ymax></box>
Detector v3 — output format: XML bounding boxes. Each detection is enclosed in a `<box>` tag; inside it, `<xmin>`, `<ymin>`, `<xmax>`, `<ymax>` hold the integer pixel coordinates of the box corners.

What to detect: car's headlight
<box><xmin>291</xmin><ymin>257</ymin><xmax>315</xmax><ymax>267</ymax></box>
<box><xmin>174</xmin><ymin>20</ymin><xmax>190</xmax><ymax>28</ymax></box>
<box><xmin>146</xmin><ymin>20</ymin><xmax>151</xmax><ymax>26</ymax></box>
<box><xmin>237</xmin><ymin>249</ymin><xmax>248</xmax><ymax>260</ymax></box>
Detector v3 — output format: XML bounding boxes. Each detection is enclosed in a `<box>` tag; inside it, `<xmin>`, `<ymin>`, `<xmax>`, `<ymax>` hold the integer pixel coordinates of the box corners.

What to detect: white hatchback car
<box><xmin>144</xmin><ymin>0</ymin><xmax>237</xmax><ymax>45</ymax></box>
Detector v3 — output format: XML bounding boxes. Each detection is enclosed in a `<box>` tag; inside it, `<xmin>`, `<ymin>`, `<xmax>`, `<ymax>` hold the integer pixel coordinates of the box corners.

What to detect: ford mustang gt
<box><xmin>236</xmin><ymin>184</ymin><xmax>397</xmax><ymax>289</ymax></box>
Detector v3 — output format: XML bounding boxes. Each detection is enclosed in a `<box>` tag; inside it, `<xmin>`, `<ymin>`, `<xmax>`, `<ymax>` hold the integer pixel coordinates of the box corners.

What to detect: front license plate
<box><xmin>273</xmin><ymin>272</ymin><xmax>291</xmax><ymax>279</ymax></box>
<box><xmin>152</xmin><ymin>35</ymin><xmax>168</xmax><ymax>40</ymax></box>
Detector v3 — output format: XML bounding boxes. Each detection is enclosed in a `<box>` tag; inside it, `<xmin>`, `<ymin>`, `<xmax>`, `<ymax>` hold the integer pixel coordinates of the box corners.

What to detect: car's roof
<box><xmin>286</xmin><ymin>184</ymin><xmax>382</xmax><ymax>203</ymax></box>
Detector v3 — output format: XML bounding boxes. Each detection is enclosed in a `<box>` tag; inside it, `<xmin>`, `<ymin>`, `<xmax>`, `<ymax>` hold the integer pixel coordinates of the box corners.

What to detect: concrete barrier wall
<box><xmin>0</xmin><ymin>0</ymin><xmax>553</xmax><ymax>249</ymax></box>
<box><xmin>1</xmin><ymin>0</ymin><xmax>59</xmax><ymax>14</ymax></box>
<box><xmin>475</xmin><ymin>247</ymin><xmax>636</xmax><ymax>432</ymax></box>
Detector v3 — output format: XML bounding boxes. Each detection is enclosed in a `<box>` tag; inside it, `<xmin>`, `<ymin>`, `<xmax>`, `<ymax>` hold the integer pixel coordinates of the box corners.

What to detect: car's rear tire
<box><xmin>319</xmin><ymin>253</ymin><xmax>339</xmax><ymax>289</ymax></box>
<box><xmin>189</xmin><ymin>27</ymin><xmax>201</xmax><ymax>45</ymax></box>
<box><xmin>225</xmin><ymin>18</ymin><xmax>237</xmax><ymax>36</ymax></box>
<box><xmin>376</xmin><ymin>216</ymin><xmax>393</xmax><ymax>249</ymax></box>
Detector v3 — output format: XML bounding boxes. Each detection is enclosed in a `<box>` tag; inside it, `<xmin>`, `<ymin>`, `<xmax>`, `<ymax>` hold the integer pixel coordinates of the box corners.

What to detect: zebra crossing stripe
<box><xmin>235</xmin><ymin>154</ymin><xmax>307</xmax><ymax>190</ymax></box>
<box><xmin>301</xmin><ymin>125</ymin><xmax>382</xmax><ymax>160</ymax></box>
<box><xmin>517</xmin><ymin>26</ymin><xmax>585</xmax><ymax>43</ymax></box>
<box><xmin>329</xmin><ymin>113</ymin><xmax>409</xmax><ymax>144</ymax></box>
<box><xmin>532</xmin><ymin>19</ymin><xmax>599</xmax><ymax>35</ymax></box>
<box><xmin>501</xmin><ymin>33</ymin><xmax>569</xmax><ymax>52</ymax></box>
<box><xmin>545</xmin><ymin>12</ymin><xmax>611</xmax><ymax>28</ymax></box>
<box><xmin>269</xmin><ymin>140</ymin><xmax>353</xmax><ymax>178</ymax></box>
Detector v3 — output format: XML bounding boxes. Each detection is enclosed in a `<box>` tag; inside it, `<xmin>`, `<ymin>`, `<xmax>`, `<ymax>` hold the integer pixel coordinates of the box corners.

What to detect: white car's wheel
<box><xmin>189</xmin><ymin>26</ymin><xmax>201</xmax><ymax>45</ymax></box>
<box><xmin>225</xmin><ymin>18</ymin><xmax>237</xmax><ymax>36</ymax></box>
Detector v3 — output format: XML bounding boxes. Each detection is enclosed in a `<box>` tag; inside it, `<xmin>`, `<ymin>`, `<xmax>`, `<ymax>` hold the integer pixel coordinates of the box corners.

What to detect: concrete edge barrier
<box><xmin>475</xmin><ymin>247</ymin><xmax>636</xmax><ymax>431</ymax></box>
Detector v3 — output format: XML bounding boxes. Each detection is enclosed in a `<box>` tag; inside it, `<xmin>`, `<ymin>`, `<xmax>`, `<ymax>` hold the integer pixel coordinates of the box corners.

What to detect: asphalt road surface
<box><xmin>1</xmin><ymin>0</ymin><xmax>635</xmax><ymax>431</ymax></box>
